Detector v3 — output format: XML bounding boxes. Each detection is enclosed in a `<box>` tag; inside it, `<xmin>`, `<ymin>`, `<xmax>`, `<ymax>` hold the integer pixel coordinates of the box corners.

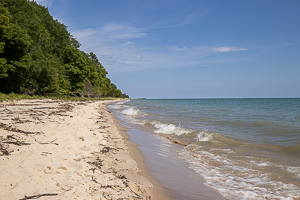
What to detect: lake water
<box><xmin>108</xmin><ymin>98</ymin><xmax>300</xmax><ymax>199</ymax></box>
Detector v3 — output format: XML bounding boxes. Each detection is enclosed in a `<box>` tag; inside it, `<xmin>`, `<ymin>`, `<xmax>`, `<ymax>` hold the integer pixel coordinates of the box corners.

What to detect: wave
<box><xmin>283</xmin><ymin>143</ymin><xmax>300</xmax><ymax>157</ymax></box>
<box><xmin>109</xmin><ymin>104</ymin><xmax>126</xmax><ymax>110</ymax></box>
<box><xmin>107</xmin><ymin>99</ymin><xmax>130</xmax><ymax>110</ymax></box>
<box><xmin>286</xmin><ymin>166</ymin><xmax>300</xmax><ymax>178</ymax></box>
<box><xmin>179</xmin><ymin>145</ymin><xmax>300</xmax><ymax>200</ymax></box>
<box><xmin>109</xmin><ymin>99</ymin><xmax>300</xmax><ymax>200</ymax></box>
<box><xmin>150</xmin><ymin>121</ymin><xmax>193</xmax><ymax>136</ymax></box>
<box><xmin>121</xmin><ymin>107</ymin><xmax>140</xmax><ymax>116</ymax></box>
<box><xmin>108</xmin><ymin>100</ymin><xmax>146</xmax><ymax>125</ymax></box>
<box><xmin>149</xmin><ymin>121</ymin><xmax>231</xmax><ymax>144</ymax></box>
<box><xmin>109</xmin><ymin>100</ymin><xmax>146</xmax><ymax>117</ymax></box>
<box><xmin>195</xmin><ymin>130</ymin><xmax>214</xmax><ymax>142</ymax></box>
<box><xmin>250</xmin><ymin>160</ymin><xmax>271</xmax><ymax>167</ymax></box>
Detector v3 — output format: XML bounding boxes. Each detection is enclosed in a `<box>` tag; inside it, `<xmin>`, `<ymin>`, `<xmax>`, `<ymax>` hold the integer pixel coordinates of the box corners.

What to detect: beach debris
<box><xmin>0</xmin><ymin>143</ymin><xmax>10</xmax><ymax>156</ymax></box>
<box><xmin>0</xmin><ymin>100</ymin><xmax>153</xmax><ymax>199</ymax></box>
<box><xmin>19</xmin><ymin>193</ymin><xmax>58</xmax><ymax>200</ymax></box>
<box><xmin>88</xmin><ymin>156</ymin><xmax>103</xmax><ymax>170</ymax></box>
<box><xmin>0</xmin><ymin>122</ymin><xmax>41</xmax><ymax>135</ymax></box>
<box><xmin>0</xmin><ymin>100</ymin><xmax>79</xmax><ymax>157</ymax></box>
<box><xmin>34</xmin><ymin>137</ymin><xmax>59</xmax><ymax>145</ymax></box>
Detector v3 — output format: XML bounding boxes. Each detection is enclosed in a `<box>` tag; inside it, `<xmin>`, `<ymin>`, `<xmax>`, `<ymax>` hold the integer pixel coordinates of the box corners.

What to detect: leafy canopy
<box><xmin>0</xmin><ymin>0</ymin><xmax>128</xmax><ymax>98</ymax></box>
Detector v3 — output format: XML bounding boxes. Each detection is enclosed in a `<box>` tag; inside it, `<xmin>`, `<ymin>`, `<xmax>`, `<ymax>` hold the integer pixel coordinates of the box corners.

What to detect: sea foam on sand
<box><xmin>0</xmin><ymin>99</ymin><xmax>153</xmax><ymax>200</ymax></box>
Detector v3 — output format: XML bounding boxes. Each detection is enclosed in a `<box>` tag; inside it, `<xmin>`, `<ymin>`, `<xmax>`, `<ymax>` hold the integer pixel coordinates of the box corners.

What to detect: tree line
<box><xmin>0</xmin><ymin>0</ymin><xmax>128</xmax><ymax>98</ymax></box>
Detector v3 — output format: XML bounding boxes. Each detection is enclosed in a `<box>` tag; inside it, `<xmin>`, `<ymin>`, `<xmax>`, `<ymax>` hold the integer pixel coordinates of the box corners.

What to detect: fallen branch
<box><xmin>3</xmin><ymin>107</ymin><xmax>12</xmax><ymax>112</ymax></box>
<box><xmin>34</xmin><ymin>138</ymin><xmax>58</xmax><ymax>145</ymax></box>
<box><xmin>19</xmin><ymin>193</ymin><xmax>58</xmax><ymax>200</ymax></box>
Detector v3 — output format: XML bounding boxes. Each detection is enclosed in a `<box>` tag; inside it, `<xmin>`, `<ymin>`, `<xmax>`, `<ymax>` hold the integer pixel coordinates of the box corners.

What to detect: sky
<box><xmin>35</xmin><ymin>0</ymin><xmax>300</xmax><ymax>98</ymax></box>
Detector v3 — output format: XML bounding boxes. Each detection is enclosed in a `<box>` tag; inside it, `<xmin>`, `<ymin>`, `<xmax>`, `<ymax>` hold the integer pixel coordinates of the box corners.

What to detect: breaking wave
<box><xmin>150</xmin><ymin>121</ymin><xmax>193</xmax><ymax>136</ymax></box>
<box><xmin>195</xmin><ymin>130</ymin><xmax>214</xmax><ymax>142</ymax></box>
<box><xmin>121</xmin><ymin>107</ymin><xmax>140</xmax><ymax>116</ymax></box>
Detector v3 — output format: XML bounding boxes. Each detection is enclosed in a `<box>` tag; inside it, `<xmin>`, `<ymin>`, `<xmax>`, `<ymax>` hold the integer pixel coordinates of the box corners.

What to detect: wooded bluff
<box><xmin>0</xmin><ymin>0</ymin><xmax>128</xmax><ymax>98</ymax></box>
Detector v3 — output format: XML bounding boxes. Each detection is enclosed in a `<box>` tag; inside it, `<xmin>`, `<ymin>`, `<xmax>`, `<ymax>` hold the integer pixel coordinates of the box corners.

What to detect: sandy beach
<box><xmin>0</xmin><ymin>99</ymin><xmax>160</xmax><ymax>200</ymax></box>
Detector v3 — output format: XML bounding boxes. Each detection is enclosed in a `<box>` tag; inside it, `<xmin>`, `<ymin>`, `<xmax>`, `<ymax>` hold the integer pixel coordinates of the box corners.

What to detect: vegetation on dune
<box><xmin>0</xmin><ymin>92</ymin><xmax>121</xmax><ymax>102</ymax></box>
<box><xmin>0</xmin><ymin>0</ymin><xmax>128</xmax><ymax>99</ymax></box>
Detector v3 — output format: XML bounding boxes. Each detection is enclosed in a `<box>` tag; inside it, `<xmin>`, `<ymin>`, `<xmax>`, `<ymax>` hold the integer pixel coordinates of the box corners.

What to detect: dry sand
<box><xmin>0</xmin><ymin>99</ymin><xmax>157</xmax><ymax>200</ymax></box>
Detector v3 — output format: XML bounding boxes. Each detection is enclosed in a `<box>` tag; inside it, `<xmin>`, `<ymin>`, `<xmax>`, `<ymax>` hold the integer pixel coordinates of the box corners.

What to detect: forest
<box><xmin>0</xmin><ymin>0</ymin><xmax>128</xmax><ymax>98</ymax></box>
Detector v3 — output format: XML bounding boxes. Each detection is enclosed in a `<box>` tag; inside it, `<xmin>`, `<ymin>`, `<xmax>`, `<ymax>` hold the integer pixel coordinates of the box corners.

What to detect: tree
<box><xmin>0</xmin><ymin>0</ymin><xmax>128</xmax><ymax>98</ymax></box>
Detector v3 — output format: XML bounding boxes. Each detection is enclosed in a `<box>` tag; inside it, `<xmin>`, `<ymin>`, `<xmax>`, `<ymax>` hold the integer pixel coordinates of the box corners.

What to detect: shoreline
<box><xmin>108</xmin><ymin>101</ymin><xmax>226</xmax><ymax>200</ymax></box>
<box><xmin>119</xmin><ymin>121</ymin><xmax>227</xmax><ymax>200</ymax></box>
<box><xmin>0</xmin><ymin>99</ymin><xmax>154</xmax><ymax>199</ymax></box>
<box><xmin>107</xmin><ymin>109</ymin><xmax>173</xmax><ymax>200</ymax></box>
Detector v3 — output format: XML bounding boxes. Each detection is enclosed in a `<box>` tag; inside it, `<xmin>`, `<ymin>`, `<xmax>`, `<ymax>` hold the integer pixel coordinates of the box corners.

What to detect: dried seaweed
<box><xmin>87</xmin><ymin>157</ymin><xmax>103</xmax><ymax>170</ymax></box>
<box><xmin>0</xmin><ymin>122</ymin><xmax>41</xmax><ymax>135</ymax></box>
<box><xmin>0</xmin><ymin>143</ymin><xmax>9</xmax><ymax>156</ymax></box>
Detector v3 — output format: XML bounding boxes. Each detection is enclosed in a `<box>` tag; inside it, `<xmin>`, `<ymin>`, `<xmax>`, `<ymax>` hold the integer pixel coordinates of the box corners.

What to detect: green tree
<box><xmin>0</xmin><ymin>0</ymin><xmax>128</xmax><ymax>98</ymax></box>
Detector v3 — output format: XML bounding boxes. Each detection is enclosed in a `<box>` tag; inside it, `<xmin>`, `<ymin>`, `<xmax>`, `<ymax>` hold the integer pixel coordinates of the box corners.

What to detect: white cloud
<box><xmin>71</xmin><ymin>22</ymin><xmax>147</xmax><ymax>45</ymax></box>
<box><xmin>168</xmin><ymin>46</ymin><xmax>248</xmax><ymax>53</ymax></box>
<box><xmin>209</xmin><ymin>47</ymin><xmax>248</xmax><ymax>53</ymax></box>
<box><xmin>101</xmin><ymin>23</ymin><xmax>147</xmax><ymax>40</ymax></box>
<box><xmin>122</xmin><ymin>41</ymin><xmax>137</xmax><ymax>46</ymax></box>
<box><xmin>71</xmin><ymin>29</ymin><xmax>97</xmax><ymax>39</ymax></box>
<box><xmin>167</xmin><ymin>46</ymin><xmax>203</xmax><ymax>54</ymax></box>
<box><xmin>32</xmin><ymin>0</ymin><xmax>53</xmax><ymax>7</ymax></box>
<box><xmin>70</xmin><ymin>23</ymin><xmax>152</xmax><ymax>71</ymax></box>
<box><xmin>70</xmin><ymin>23</ymin><xmax>251</xmax><ymax>74</ymax></box>
<box><xmin>281</xmin><ymin>43</ymin><xmax>292</xmax><ymax>46</ymax></box>
<box><xmin>168</xmin><ymin>46</ymin><xmax>188</xmax><ymax>52</ymax></box>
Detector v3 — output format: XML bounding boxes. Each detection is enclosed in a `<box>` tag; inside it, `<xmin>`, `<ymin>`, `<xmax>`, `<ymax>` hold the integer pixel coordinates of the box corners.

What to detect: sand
<box><xmin>0</xmin><ymin>99</ymin><xmax>156</xmax><ymax>200</ymax></box>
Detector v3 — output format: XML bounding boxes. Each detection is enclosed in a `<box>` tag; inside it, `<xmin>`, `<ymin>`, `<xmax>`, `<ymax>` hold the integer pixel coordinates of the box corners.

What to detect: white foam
<box><xmin>179</xmin><ymin>145</ymin><xmax>300</xmax><ymax>200</ymax></box>
<box><xmin>108</xmin><ymin>100</ymin><xmax>146</xmax><ymax>125</ymax></box>
<box><xmin>250</xmin><ymin>160</ymin><xmax>271</xmax><ymax>167</ymax></box>
<box><xmin>195</xmin><ymin>130</ymin><xmax>213</xmax><ymax>142</ymax></box>
<box><xmin>121</xmin><ymin>107</ymin><xmax>140</xmax><ymax>116</ymax></box>
<box><xmin>286</xmin><ymin>167</ymin><xmax>300</xmax><ymax>178</ymax></box>
<box><xmin>108</xmin><ymin>100</ymin><xmax>130</xmax><ymax>110</ymax></box>
<box><xmin>108</xmin><ymin>104</ymin><xmax>124</xmax><ymax>110</ymax></box>
<box><xmin>117</xmin><ymin>107</ymin><xmax>145</xmax><ymax>125</ymax></box>
<box><xmin>221</xmin><ymin>149</ymin><xmax>234</xmax><ymax>153</ymax></box>
<box><xmin>150</xmin><ymin>121</ymin><xmax>192</xmax><ymax>136</ymax></box>
<box><xmin>117</xmin><ymin>99</ymin><xmax>130</xmax><ymax>104</ymax></box>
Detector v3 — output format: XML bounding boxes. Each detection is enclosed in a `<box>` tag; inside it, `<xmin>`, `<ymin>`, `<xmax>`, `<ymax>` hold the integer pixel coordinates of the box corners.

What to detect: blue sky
<box><xmin>36</xmin><ymin>0</ymin><xmax>299</xmax><ymax>98</ymax></box>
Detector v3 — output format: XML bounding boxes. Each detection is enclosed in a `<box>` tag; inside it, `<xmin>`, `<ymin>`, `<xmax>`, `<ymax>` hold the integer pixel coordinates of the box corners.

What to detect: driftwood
<box><xmin>34</xmin><ymin>138</ymin><xmax>58</xmax><ymax>145</ymax></box>
<box><xmin>2</xmin><ymin>141</ymin><xmax>30</xmax><ymax>146</ymax></box>
<box><xmin>19</xmin><ymin>193</ymin><xmax>58</xmax><ymax>200</ymax></box>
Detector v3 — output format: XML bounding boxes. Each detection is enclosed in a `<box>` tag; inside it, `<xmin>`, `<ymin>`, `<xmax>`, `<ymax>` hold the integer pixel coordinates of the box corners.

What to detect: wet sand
<box><xmin>110</xmin><ymin>115</ymin><xmax>173</xmax><ymax>200</ymax></box>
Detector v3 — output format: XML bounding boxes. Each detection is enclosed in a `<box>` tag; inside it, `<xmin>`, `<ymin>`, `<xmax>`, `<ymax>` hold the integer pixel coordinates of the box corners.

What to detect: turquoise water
<box><xmin>109</xmin><ymin>99</ymin><xmax>300</xmax><ymax>199</ymax></box>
